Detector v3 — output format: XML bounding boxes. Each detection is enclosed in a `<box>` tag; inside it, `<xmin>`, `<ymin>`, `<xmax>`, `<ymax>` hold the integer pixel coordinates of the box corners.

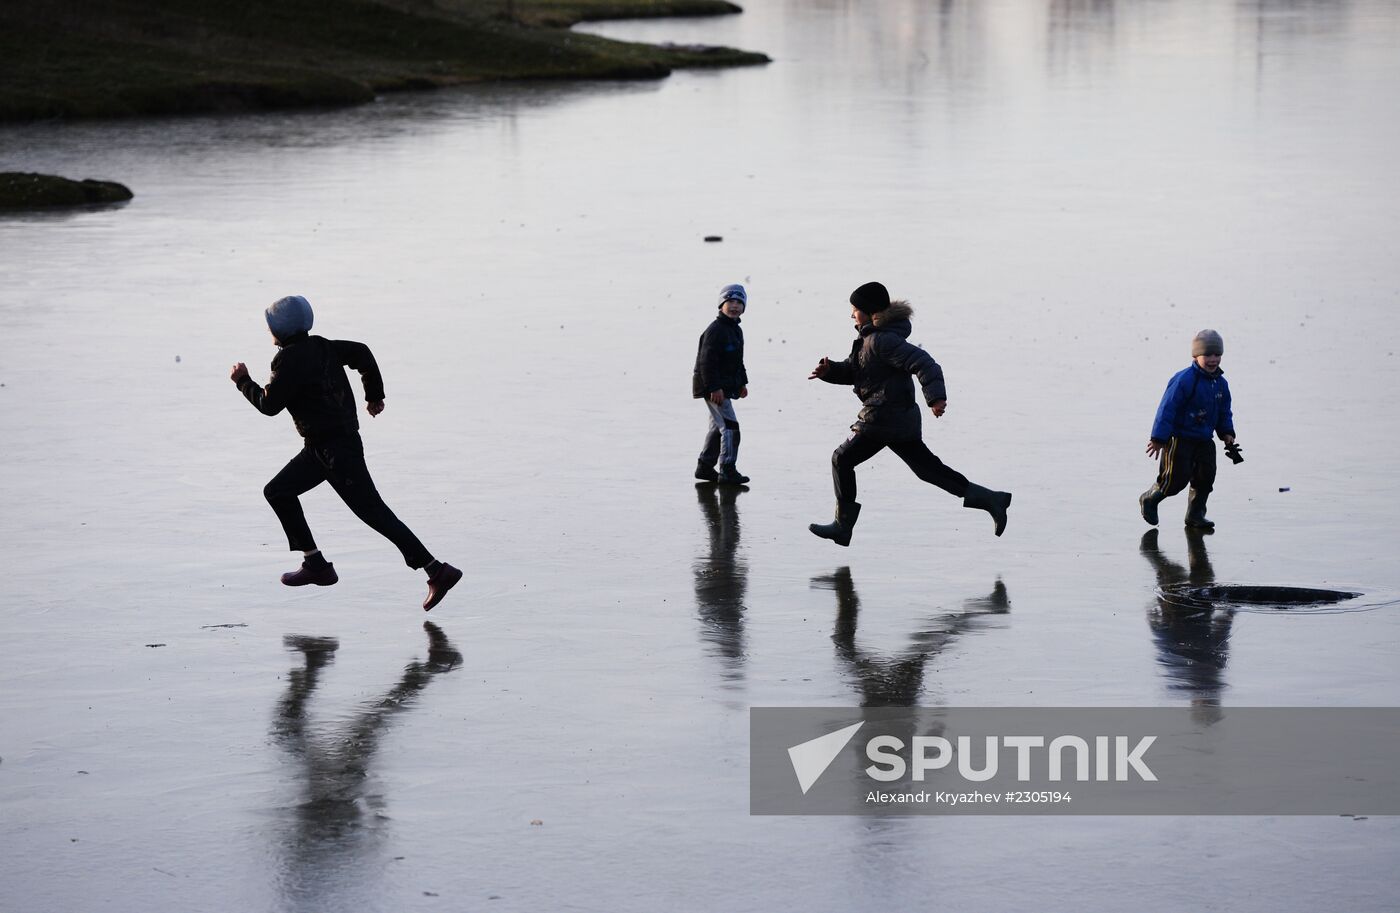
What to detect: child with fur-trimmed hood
<box><xmin>807</xmin><ymin>281</ymin><xmax>1012</xmax><ymax>545</ymax></box>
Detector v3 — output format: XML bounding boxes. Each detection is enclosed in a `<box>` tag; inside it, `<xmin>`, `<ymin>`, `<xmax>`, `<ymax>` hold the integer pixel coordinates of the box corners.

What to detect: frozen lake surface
<box><xmin>3</xmin><ymin>0</ymin><xmax>1399</xmax><ymax>910</ymax></box>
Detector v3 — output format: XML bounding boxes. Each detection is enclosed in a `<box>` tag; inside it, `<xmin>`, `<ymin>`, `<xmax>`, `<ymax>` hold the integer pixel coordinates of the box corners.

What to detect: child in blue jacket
<box><xmin>1139</xmin><ymin>329</ymin><xmax>1238</xmax><ymax>529</ymax></box>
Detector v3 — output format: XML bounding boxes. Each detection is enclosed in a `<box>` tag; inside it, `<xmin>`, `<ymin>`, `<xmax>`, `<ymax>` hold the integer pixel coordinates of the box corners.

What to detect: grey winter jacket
<box><xmin>819</xmin><ymin>303</ymin><xmax>946</xmax><ymax>441</ymax></box>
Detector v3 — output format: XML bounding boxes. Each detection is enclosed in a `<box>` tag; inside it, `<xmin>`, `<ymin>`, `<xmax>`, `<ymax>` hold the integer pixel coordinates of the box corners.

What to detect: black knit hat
<box><xmin>849</xmin><ymin>281</ymin><xmax>891</xmax><ymax>314</ymax></box>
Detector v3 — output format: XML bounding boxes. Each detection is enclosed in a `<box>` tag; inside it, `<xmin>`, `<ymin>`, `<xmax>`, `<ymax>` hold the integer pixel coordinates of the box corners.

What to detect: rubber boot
<box><xmin>695</xmin><ymin>460</ymin><xmax>719</xmax><ymax>482</ymax></box>
<box><xmin>809</xmin><ymin>500</ymin><xmax>861</xmax><ymax>547</ymax></box>
<box><xmin>963</xmin><ymin>483</ymin><xmax>1012</xmax><ymax>537</ymax></box>
<box><xmin>718</xmin><ymin>463</ymin><xmax>749</xmax><ymax>485</ymax></box>
<box><xmin>1184</xmin><ymin>488</ymin><xmax>1215</xmax><ymax>530</ymax></box>
<box><xmin>1139</xmin><ymin>485</ymin><xmax>1166</xmax><ymax>526</ymax></box>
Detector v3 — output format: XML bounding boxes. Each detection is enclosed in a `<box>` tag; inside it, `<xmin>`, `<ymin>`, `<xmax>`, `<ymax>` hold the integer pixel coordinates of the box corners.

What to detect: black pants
<box><xmin>264</xmin><ymin>433</ymin><xmax>432</xmax><ymax>569</ymax></box>
<box><xmin>1153</xmin><ymin>436</ymin><xmax>1216</xmax><ymax>497</ymax></box>
<box><xmin>831</xmin><ymin>433</ymin><xmax>970</xmax><ymax>502</ymax></box>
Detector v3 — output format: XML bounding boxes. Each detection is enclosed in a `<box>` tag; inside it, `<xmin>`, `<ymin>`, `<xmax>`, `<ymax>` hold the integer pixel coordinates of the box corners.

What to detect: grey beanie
<box><xmin>266</xmin><ymin>295</ymin><xmax>314</xmax><ymax>340</ymax></box>
<box><xmin>1192</xmin><ymin>329</ymin><xmax>1224</xmax><ymax>357</ymax></box>
<box><xmin>718</xmin><ymin>283</ymin><xmax>747</xmax><ymax>308</ymax></box>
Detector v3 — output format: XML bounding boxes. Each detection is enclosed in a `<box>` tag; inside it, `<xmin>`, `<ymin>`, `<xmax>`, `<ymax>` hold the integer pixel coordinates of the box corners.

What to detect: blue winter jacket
<box><xmin>1150</xmin><ymin>363</ymin><xmax>1235</xmax><ymax>443</ymax></box>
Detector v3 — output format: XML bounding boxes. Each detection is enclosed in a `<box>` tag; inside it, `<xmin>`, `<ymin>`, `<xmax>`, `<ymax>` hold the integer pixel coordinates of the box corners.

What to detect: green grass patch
<box><xmin>0</xmin><ymin>0</ymin><xmax>768</xmax><ymax>121</ymax></box>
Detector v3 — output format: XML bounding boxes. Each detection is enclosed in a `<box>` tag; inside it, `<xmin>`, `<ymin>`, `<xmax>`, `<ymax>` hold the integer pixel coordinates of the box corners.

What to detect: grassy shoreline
<box><xmin>0</xmin><ymin>0</ymin><xmax>768</xmax><ymax>123</ymax></box>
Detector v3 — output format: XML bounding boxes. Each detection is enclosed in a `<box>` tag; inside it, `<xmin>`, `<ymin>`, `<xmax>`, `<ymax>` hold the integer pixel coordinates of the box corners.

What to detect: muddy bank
<box><xmin>0</xmin><ymin>0</ymin><xmax>767</xmax><ymax>122</ymax></box>
<box><xmin>0</xmin><ymin>172</ymin><xmax>132</xmax><ymax>209</ymax></box>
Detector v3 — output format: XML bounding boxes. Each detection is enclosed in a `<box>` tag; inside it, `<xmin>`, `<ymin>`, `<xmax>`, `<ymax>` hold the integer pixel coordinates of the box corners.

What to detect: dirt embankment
<box><xmin>0</xmin><ymin>0</ymin><xmax>768</xmax><ymax>122</ymax></box>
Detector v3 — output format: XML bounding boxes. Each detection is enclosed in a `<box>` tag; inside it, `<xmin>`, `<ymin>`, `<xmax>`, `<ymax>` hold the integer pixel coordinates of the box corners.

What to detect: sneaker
<box><xmin>281</xmin><ymin>560</ymin><xmax>338</xmax><ymax>587</ymax></box>
<box><xmin>695</xmin><ymin>460</ymin><xmax>720</xmax><ymax>482</ymax></box>
<box><xmin>423</xmin><ymin>562</ymin><xmax>463</xmax><ymax>612</ymax></box>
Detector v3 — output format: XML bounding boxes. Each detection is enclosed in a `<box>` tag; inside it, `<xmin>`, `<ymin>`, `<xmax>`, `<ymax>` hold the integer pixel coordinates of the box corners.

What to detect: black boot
<box><xmin>718</xmin><ymin>463</ymin><xmax>749</xmax><ymax>485</ymax></box>
<box><xmin>1184</xmin><ymin>488</ymin><xmax>1215</xmax><ymax>530</ymax></box>
<box><xmin>695</xmin><ymin>460</ymin><xmax>719</xmax><ymax>482</ymax></box>
<box><xmin>1139</xmin><ymin>485</ymin><xmax>1166</xmax><ymax>526</ymax></box>
<box><xmin>809</xmin><ymin>500</ymin><xmax>861</xmax><ymax>547</ymax></box>
<box><xmin>963</xmin><ymin>483</ymin><xmax>1012</xmax><ymax>537</ymax></box>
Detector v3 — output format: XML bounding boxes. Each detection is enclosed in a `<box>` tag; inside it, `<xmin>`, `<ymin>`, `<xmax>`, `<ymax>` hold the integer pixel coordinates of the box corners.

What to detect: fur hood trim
<box><xmin>871</xmin><ymin>301</ymin><xmax>913</xmax><ymax>326</ymax></box>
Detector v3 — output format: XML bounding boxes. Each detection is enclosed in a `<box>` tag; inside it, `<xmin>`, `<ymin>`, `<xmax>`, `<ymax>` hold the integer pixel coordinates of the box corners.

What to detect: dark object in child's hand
<box><xmin>1224</xmin><ymin>441</ymin><xmax>1244</xmax><ymax>464</ymax></box>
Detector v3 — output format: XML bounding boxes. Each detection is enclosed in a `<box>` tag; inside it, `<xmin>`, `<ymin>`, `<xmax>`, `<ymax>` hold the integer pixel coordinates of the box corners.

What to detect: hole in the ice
<box><xmin>1157</xmin><ymin>584</ymin><xmax>1376</xmax><ymax>614</ymax></box>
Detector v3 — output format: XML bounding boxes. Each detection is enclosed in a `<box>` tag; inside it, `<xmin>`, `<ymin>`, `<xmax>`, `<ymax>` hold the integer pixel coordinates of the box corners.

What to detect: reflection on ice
<box><xmin>272</xmin><ymin>624</ymin><xmax>461</xmax><ymax>911</ymax></box>
<box><xmin>814</xmin><ymin>568</ymin><xmax>1009</xmax><ymax>707</ymax></box>
<box><xmin>693</xmin><ymin>484</ymin><xmax>749</xmax><ymax>685</ymax></box>
<box><xmin>1141</xmin><ymin>528</ymin><xmax>1233</xmax><ymax>707</ymax></box>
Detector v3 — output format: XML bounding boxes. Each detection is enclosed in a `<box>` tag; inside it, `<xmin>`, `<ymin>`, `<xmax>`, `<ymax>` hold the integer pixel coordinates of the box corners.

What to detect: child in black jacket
<box><xmin>692</xmin><ymin>283</ymin><xmax>751</xmax><ymax>485</ymax></box>
<box><xmin>231</xmin><ymin>295</ymin><xmax>461</xmax><ymax>611</ymax></box>
<box><xmin>807</xmin><ymin>281</ymin><xmax>1012</xmax><ymax>545</ymax></box>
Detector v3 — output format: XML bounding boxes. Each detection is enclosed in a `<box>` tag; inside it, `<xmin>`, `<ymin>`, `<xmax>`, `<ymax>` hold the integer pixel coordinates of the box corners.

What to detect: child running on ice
<box><xmin>807</xmin><ymin>281</ymin><xmax>1012</xmax><ymax>545</ymax></box>
<box><xmin>230</xmin><ymin>295</ymin><xmax>461</xmax><ymax>611</ymax></box>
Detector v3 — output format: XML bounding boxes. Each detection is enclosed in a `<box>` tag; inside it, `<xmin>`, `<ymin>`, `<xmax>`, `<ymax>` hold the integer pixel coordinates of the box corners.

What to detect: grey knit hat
<box><xmin>718</xmin><ymin>283</ymin><xmax>747</xmax><ymax>308</ymax></box>
<box><xmin>1192</xmin><ymin>329</ymin><xmax>1224</xmax><ymax>357</ymax></box>
<box><xmin>266</xmin><ymin>295</ymin><xmax>314</xmax><ymax>340</ymax></box>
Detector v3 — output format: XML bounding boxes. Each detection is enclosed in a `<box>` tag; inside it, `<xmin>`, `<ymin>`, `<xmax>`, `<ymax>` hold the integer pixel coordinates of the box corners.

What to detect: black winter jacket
<box><xmin>238</xmin><ymin>333</ymin><xmax>384</xmax><ymax>443</ymax></box>
<box><xmin>692</xmin><ymin>313</ymin><xmax>748</xmax><ymax>399</ymax></box>
<box><xmin>819</xmin><ymin>303</ymin><xmax>946</xmax><ymax>441</ymax></box>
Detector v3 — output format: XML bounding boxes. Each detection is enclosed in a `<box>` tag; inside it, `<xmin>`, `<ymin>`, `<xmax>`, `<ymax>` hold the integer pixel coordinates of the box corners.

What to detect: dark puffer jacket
<box><xmin>692</xmin><ymin>313</ymin><xmax>748</xmax><ymax>399</ymax></box>
<box><xmin>237</xmin><ymin>333</ymin><xmax>384</xmax><ymax>443</ymax></box>
<box><xmin>819</xmin><ymin>302</ymin><xmax>946</xmax><ymax>441</ymax></box>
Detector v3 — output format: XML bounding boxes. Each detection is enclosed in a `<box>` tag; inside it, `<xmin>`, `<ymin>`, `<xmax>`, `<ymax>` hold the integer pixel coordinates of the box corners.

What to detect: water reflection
<box><xmin>1140</xmin><ymin>529</ymin><xmax>1233</xmax><ymax>709</ymax></box>
<box><xmin>692</xmin><ymin>484</ymin><xmax>748</xmax><ymax>685</ymax></box>
<box><xmin>813</xmin><ymin>568</ymin><xmax>1009</xmax><ymax>707</ymax></box>
<box><xmin>1046</xmin><ymin>0</ymin><xmax>1117</xmax><ymax>79</ymax></box>
<box><xmin>272</xmin><ymin>623</ymin><xmax>462</xmax><ymax>912</ymax></box>
<box><xmin>791</xmin><ymin>0</ymin><xmax>988</xmax><ymax>96</ymax></box>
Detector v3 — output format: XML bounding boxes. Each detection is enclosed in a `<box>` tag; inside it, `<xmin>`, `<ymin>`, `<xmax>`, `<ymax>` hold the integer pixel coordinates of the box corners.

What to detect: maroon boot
<box><xmin>280</xmin><ymin>558</ymin><xmax>338</xmax><ymax>587</ymax></box>
<box><xmin>423</xmin><ymin>562</ymin><xmax>463</xmax><ymax>611</ymax></box>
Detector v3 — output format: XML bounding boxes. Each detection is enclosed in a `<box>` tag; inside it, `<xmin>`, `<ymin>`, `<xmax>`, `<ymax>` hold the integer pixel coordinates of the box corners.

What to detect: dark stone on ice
<box><xmin>0</xmin><ymin>172</ymin><xmax>133</xmax><ymax>210</ymax></box>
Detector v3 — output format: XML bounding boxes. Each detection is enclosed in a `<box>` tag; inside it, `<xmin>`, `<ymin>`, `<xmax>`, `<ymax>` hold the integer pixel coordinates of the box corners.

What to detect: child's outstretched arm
<box><xmin>809</xmin><ymin>353</ymin><xmax>856</xmax><ymax>385</ymax></box>
<box><xmin>230</xmin><ymin>360</ymin><xmax>289</xmax><ymax>416</ymax></box>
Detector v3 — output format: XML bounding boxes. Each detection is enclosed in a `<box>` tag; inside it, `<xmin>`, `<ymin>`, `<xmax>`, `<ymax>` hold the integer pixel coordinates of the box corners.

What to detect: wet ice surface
<box><xmin>3</xmin><ymin>0</ymin><xmax>1400</xmax><ymax>910</ymax></box>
